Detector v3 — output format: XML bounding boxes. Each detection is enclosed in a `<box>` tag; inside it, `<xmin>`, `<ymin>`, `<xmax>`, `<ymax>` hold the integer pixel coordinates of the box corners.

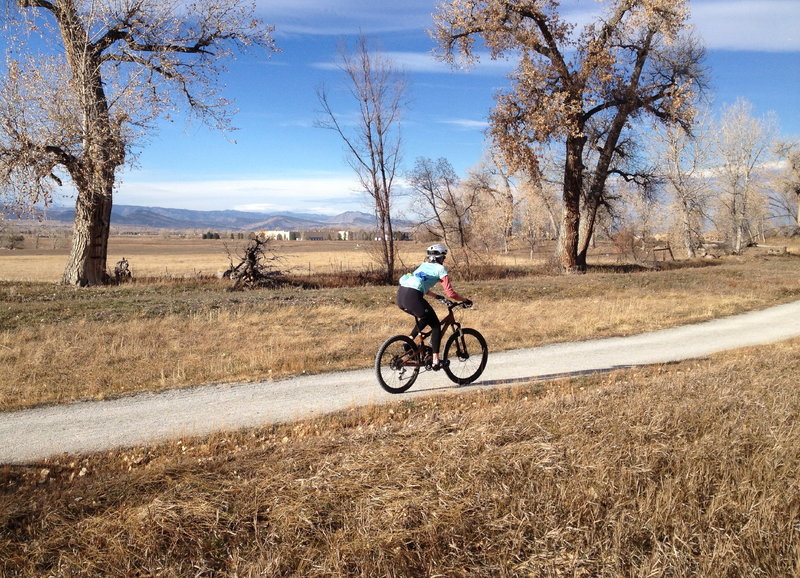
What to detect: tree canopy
<box><xmin>433</xmin><ymin>0</ymin><xmax>706</xmax><ymax>271</ymax></box>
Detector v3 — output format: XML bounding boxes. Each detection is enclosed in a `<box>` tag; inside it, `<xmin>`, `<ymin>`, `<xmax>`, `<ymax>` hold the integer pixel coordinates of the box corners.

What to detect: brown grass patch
<box><xmin>1</xmin><ymin>339</ymin><xmax>798</xmax><ymax>575</ymax></box>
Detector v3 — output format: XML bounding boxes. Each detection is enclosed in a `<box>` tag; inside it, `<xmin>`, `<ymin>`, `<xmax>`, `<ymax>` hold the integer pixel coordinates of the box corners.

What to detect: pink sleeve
<box><xmin>440</xmin><ymin>275</ymin><xmax>465</xmax><ymax>301</ymax></box>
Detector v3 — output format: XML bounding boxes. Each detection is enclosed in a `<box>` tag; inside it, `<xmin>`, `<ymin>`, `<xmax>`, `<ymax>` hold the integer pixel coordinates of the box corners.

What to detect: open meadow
<box><xmin>1</xmin><ymin>236</ymin><xmax>799</xmax><ymax>575</ymax></box>
<box><xmin>1</xmin><ymin>235</ymin><xmax>799</xmax><ymax>411</ymax></box>
<box><xmin>0</xmin><ymin>235</ymin><xmax>430</xmax><ymax>283</ymax></box>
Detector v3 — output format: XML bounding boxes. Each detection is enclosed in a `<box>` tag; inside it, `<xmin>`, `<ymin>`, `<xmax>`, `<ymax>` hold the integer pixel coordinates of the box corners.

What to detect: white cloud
<box><xmin>559</xmin><ymin>0</ymin><xmax>800</xmax><ymax>52</ymax></box>
<box><xmin>116</xmin><ymin>176</ymin><xmax>368</xmax><ymax>214</ymax></box>
<box><xmin>262</xmin><ymin>0</ymin><xmax>800</xmax><ymax>52</ymax></box>
<box><xmin>690</xmin><ymin>0</ymin><xmax>800</xmax><ymax>51</ymax></box>
<box><xmin>385</xmin><ymin>51</ymin><xmax>515</xmax><ymax>74</ymax></box>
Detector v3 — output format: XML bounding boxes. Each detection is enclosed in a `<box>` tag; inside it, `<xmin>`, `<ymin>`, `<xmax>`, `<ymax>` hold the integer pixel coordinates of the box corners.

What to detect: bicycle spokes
<box><xmin>375</xmin><ymin>335</ymin><xmax>420</xmax><ymax>393</ymax></box>
<box><xmin>443</xmin><ymin>328</ymin><xmax>488</xmax><ymax>385</ymax></box>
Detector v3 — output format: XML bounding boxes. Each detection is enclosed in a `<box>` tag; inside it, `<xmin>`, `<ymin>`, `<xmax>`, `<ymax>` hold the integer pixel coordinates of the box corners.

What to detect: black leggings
<box><xmin>397</xmin><ymin>286</ymin><xmax>442</xmax><ymax>353</ymax></box>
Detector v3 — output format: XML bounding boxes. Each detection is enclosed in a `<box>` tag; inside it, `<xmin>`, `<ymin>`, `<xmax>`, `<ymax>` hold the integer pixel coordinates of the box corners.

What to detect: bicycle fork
<box><xmin>450</xmin><ymin>323</ymin><xmax>467</xmax><ymax>359</ymax></box>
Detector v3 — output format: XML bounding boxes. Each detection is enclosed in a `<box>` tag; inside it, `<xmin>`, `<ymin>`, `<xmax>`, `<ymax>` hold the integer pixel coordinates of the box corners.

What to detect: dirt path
<box><xmin>3</xmin><ymin>300</ymin><xmax>800</xmax><ymax>464</ymax></box>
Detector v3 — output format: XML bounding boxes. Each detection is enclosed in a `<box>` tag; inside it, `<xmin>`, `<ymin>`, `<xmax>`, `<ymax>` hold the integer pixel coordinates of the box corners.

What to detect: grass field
<box><xmin>1</xmin><ymin>238</ymin><xmax>799</xmax><ymax>411</ymax></box>
<box><xmin>1</xmin><ymin>238</ymin><xmax>799</xmax><ymax>575</ymax></box>
<box><xmin>1</xmin><ymin>339</ymin><xmax>798</xmax><ymax>575</ymax></box>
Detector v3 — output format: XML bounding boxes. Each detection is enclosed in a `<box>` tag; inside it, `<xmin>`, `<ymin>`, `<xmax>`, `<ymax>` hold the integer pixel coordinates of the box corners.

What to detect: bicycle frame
<box><xmin>407</xmin><ymin>300</ymin><xmax>465</xmax><ymax>367</ymax></box>
<box><xmin>418</xmin><ymin>308</ymin><xmax>460</xmax><ymax>345</ymax></box>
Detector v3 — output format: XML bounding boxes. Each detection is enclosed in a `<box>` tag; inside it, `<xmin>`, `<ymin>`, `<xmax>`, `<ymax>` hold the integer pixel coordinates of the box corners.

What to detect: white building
<box><xmin>261</xmin><ymin>230</ymin><xmax>292</xmax><ymax>240</ymax></box>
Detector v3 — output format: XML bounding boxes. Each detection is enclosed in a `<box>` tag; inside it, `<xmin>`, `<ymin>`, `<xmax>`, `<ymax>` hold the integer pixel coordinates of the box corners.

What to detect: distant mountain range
<box><xmin>22</xmin><ymin>205</ymin><xmax>390</xmax><ymax>231</ymax></box>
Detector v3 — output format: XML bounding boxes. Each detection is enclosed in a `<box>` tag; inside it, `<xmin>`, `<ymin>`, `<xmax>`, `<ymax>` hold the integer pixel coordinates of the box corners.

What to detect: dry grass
<box><xmin>0</xmin><ymin>237</ymin><xmax>425</xmax><ymax>282</ymax></box>
<box><xmin>1</xmin><ymin>339</ymin><xmax>798</xmax><ymax>576</ymax></box>
<box><xmin>1</xmin><ymin>251</ymin><xmax>799</xmax><ymax>411</ymax></box>
<box><xmin>1</xmin><ymin>238</ymin><xmax>799</xmax><ymax>575</ymax></box>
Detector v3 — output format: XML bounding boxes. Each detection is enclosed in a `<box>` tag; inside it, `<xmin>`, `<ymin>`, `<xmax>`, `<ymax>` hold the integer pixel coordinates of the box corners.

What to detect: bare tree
<box><xmin>407</xmin><ymin>156</ymin><xmax>480</xmax><ymax>267</ymax></box>
<box><xmin>317</xmin><ymin>35</ymin><xmax>406</xmax><ymax>284</ymax></box>
<box><xmin>0</xmin><ymin>0</ymin><xmax>277</xmax><ymax>286</ymax></box>
<box><xmin>653</xmin><ymin>119</ymin><xmax>713</xmax><ymax>257</ymax></box>
<box><xmin>770</xmin><ymin>141</ymin><xmax>800</xmax><ymax>234</ymax></box>
<box><xmin>713</xmin><ymin>99</ymin><xmax>776</xmax><ymax>253</ymax></box>
<box><xmin>433</xmin><ymin>0</ymin><xmax>706</xmax><ymax>272</ymax></box>
<box><xmin>518</xmin><ymin>176</ymin><xmax>559</xmax><ymax>260</ymax></box>
<box><xmin>464</xmin><ymin>150</ymin><xmax>518</xmax><ymax>253</ymax></box>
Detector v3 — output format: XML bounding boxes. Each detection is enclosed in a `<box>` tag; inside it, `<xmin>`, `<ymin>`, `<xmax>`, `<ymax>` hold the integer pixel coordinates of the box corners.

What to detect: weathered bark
<box><xmin>377</xmin><ymin>208</ymin><xmax>396</xmax><ymax>284</ymax></box>
<box><xmin>576</xmin><ymin>196</ymin><xmax>601</xmax><ymax>270</ymax></box>
<box><xmin>62</xmin><ymin>183</ymin><xmax>113</xmax><ymax>286</ymax></box>
<box><xmin>796</xmin><ymin>193</ymin><xmax>800</xmax><ymax>230</ymax></box>
<box><xmin>557</xmin><ymin>137</ymin><xmax>585</xmax><ymax>271</ymax></box>
<box><xmin>681</xmin><ymin>207</ymin><xmax>697</xmax><ymax>258</ymax></box>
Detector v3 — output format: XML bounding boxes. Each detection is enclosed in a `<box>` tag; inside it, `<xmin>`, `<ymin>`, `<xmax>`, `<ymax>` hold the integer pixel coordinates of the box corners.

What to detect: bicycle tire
<box><xmin>443</xmin><ymin>328</ymin><xmax>488</xmax><ymax>385</ymax></box>
<box><xmin>375</xmin><ymin>335</ymin><xmax>419</xmax><ymax>394</ymax></box>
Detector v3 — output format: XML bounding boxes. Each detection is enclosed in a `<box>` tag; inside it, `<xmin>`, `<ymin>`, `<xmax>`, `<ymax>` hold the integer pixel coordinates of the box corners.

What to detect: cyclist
<box><xmin>397</xmin><ymin>243</ymin><xmax>471</xmax><ymax>370</ymax></box>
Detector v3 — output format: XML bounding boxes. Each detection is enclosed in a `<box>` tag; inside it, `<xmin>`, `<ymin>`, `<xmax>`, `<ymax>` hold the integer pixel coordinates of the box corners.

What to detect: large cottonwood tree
<box><xmin>433</xmin><ymin>0</ymin><xmax>706</xmax><ymax>271</ymax></box>
<box><xmin>0</xmin><ymin>0</ymin><xmax>276</xmax><ymax>285</ymax></box>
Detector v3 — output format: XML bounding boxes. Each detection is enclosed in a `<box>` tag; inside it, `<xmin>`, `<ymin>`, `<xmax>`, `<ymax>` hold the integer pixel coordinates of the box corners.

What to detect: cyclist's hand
<box><xmin>462</xmin><ymin>299</ymin><xmax>473</xmax><ymax>308</ymax></box>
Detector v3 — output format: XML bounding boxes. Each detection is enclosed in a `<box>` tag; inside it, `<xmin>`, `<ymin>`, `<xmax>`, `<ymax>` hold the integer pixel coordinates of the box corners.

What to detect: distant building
<box><xmin>338</xmin><ymin>230</ymin><xmax>353</xmax><ymax>240</ymax></box>
<box><xmin>261</xmin><ymin>230</ymin><xmax>292</xmax><ymax>240</ymax></box>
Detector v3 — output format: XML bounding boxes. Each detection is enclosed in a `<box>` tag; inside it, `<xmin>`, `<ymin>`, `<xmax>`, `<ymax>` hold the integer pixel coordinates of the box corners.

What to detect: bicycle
<box><xmin>375</xmin><ymin>297</ymin><xmax>488</xmax><ymax>394</ymax></box>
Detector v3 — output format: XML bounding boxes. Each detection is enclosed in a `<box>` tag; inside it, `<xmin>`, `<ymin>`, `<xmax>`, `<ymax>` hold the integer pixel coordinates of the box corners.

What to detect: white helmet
<box><xmin>426</xmin><ymin>243</ymin><xmax>448</xmax><ymax>263</ymax></box>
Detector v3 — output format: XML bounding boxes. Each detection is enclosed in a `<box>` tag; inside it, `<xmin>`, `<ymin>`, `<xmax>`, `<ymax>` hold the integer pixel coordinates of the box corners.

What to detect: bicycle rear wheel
<box><xmin>443</xmin><ymin>328</ymin><xmax>488</xmax><ymax>385</ymax></box>
<box><xmin>375</xmin><ymin>335</ymin><xmax>419</xmax><ymax>394</ymax></box>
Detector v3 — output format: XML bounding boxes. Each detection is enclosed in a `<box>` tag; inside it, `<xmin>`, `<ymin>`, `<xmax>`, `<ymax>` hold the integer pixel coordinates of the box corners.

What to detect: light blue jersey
<box><xmin>399</xmin><ymin>262</ymin><xmax>448</xmax><ymax>294</ymax></box>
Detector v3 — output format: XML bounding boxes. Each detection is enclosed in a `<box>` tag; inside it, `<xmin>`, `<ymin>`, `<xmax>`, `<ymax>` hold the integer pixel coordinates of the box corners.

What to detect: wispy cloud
<box><xmin>254</xmin><ymin>0</ymin><xmax>434</xmax><ymax>36</ymax></box>
<box><xmin>554</xmin><ymin>0</ymin><xmax>800</xmax><ymax>52</ymax></box>
<box><xmin>438</xmin><ymin>119</ymin><xmax>489</xmax><ymax>130</ymax></box>
<box><xmin>313</xmin><ymin>50</ymin><xmax>514</xmax><ymax>75</ymax></box>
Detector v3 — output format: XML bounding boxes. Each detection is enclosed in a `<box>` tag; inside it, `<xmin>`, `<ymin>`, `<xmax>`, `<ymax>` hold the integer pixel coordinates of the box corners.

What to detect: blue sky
<box><xmin>30</xmin><ymin>1</ymin><xmax>800</xmax><ymax>214</ymax></box>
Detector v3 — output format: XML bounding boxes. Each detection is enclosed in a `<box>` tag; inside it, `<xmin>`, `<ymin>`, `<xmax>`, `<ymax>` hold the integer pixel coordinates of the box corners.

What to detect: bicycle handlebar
<box><xmin>436</xmin><ymin>296</ymin><xmax>473</xmax><ymax>309</ymax></box>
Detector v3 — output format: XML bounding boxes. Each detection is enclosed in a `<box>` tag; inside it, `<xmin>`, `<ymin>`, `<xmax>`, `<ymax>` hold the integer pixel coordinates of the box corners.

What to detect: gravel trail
<box><xmin>2</xmin><ymin>300</ymin><xmax>799</xmax><ymax>464</ymax></box>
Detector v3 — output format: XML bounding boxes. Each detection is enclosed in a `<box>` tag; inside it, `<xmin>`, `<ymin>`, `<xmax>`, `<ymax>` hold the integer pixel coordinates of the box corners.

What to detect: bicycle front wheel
<box><xmin>375</xmin><ymin>335</ymin><xmax>419</xmax><ymax>394</ymax></box>
<box><xmin>443</xmin><ymin>328</ymin><xmax>488</xmax><ymax>385</ymax></box>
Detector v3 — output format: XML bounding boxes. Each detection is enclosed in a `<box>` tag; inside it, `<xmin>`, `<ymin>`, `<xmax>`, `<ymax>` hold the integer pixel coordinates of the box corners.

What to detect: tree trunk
<box><xmin>681</xmin><ymin>204</ymin><xmax>697</xmax><ymax>258</ymax></box>
<box><xmin>576</xmin><ymin>195</ymin><xmax>601</xmax><ymax>269</ymax></box>
<box><xmin>56</xmin><ymin>2</ymin><xmax>122</xmax><ymax>286</ymax></box>
<box><xmin>795</xmin><ymin>189</ymin><xmax>800</xmax><ymax>230</ymax></box>
<box><xmin>62</xmin><ymin>182</ymin><xmax>113</xmax><ymax>286</ymax></box>
<box><xmin>385</xmin><ymin>223</ymin><xmax>395</xmax><ymax>283</ymax></box>
<box><xmin>557</xmin><ymin>138</ymin><xmax>584</xmax><ymax>272</ymax></box>
<box><xmin>501</xmin><ymin>178</ymin><xmax>514</xmax><ymax>253</ymax></box>
<box><xmin>375</xmin><ymin>204</ymin><xmax>395</xmax><ymax>284</ymax></box>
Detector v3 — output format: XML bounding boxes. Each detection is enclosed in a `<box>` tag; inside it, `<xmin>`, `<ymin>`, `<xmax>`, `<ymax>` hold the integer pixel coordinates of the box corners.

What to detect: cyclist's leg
<box><xmin>398</xmin><ymin>286</ymin><xmax>440</xmax><ymax>356</ymax></box>
<box><xmin>424</xmin><ymin>309</ymin><xmax>442</xmax><ymax>355</ymax></box>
